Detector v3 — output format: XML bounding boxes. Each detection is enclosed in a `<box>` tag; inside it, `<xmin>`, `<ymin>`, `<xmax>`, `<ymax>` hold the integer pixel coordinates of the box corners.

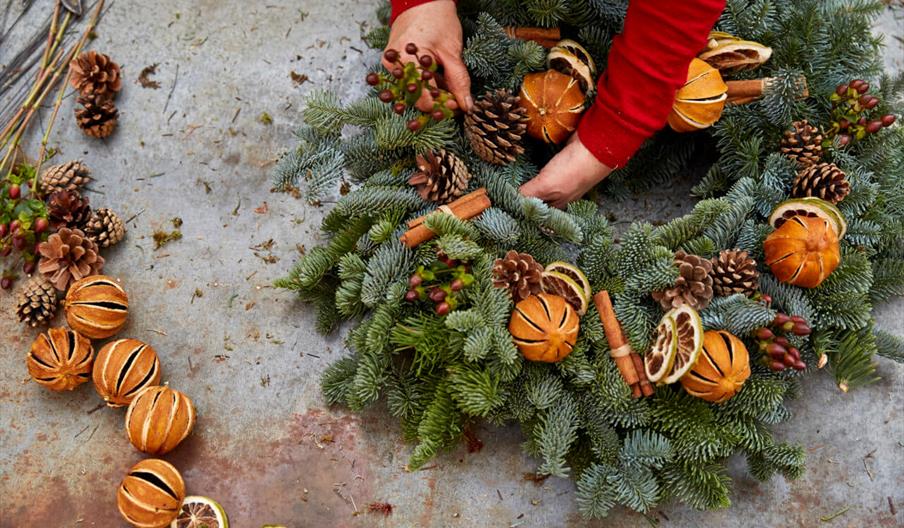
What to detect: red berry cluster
<box><xmin>828</xmin><ymin>79</ymin><xmax>896</xmax><ymax>146</ymax></box>
<box><xmin>366</xmin><ymin>43</ymin><xmax>455</xmax><ymax>132</ymax></box>
<box><xmin>755</xmin><ymin>313</ymin><xmax>812</xmax><ymax>372</ymax></box>
<box><xmin>1</xmin><ymin>167</ymin><xmax>49</xmax><ymax>289</ymax></box>
<box><xmin>405</xmin><ymin>253</ymin><xmax>474</xmax><ymax>316</ymax></box>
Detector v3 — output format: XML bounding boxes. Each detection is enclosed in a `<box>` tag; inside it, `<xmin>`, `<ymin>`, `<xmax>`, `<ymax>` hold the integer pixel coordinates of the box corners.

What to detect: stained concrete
<box><xmin>0</xmin><ymin>1</ymin><xmax>902</xmax><ymax>527</ymax></box>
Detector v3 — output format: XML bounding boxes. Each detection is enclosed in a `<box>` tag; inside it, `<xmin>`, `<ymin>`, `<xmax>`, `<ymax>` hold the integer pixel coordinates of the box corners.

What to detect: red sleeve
<box><xmin>391</xmin><ymin>0</ymin><xmax>456</xmax><ymax>24</ymax></box>
<box><xmin>577</xmin><ymin>0</ymin><xmax>725</xmax><ymax>169</ymax></box>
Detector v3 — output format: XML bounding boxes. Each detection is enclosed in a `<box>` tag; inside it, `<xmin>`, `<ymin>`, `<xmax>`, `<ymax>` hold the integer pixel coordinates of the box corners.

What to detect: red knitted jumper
<box><xmin>391</xmin><ymin>0</ymin><xmax>726</xmax><ymax>169</ymax></box>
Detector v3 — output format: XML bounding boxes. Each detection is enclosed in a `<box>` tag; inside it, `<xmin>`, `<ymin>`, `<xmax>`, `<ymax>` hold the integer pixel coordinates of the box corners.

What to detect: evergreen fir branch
<box><xmin>758</xmin><ymin>274</ymin><xmax>815</xmax><ymax>322</ymax></box>
<box><xmin>660</xmin><ymin>461</ymin><xmax>731</xmax><ymax>511</ymax></box>
<box><xmin>535</xmin><ymin>394</ymin><xmax>580</xmax><ymax>477</ymax></box>
<box><xmin>424</xmin><ymin>211</ymin><xmax>482</xmax><ymax>240</ymax></box>
<box><xmin>869</xmin><ymin>257</ymin><xmax>904</xmax><ymax>303</ymax></box>
<box><xmin>449</xmin><ymin>365</ymin><xmax>506</xmax><ymax>416</ymax></box>
<box><xmin>701</xmin><ymin>294</ymin><xmax>776</xmax><ymax>336</ymax></box>
<box><xmin>746</xmin><ymin>442</ymin><xmax>806</xmax><ymax>482</ymax></box>
<box><xmin>321</xmin><ymin>356</ymin><xmax>358</xmax><ymax>405</ymax></box>
<box><xmin>806</xmin><ymin>250</ymin><xmax>874</xmax><ymax>330</ymax></box>
<box><xmin>525</xmin><ymin>366</ymin><xmax>565</xmax><ymax>411</ymax></box>
<box><xmin>813</xmin><ymin>326</ymin><xmax>880</xmax><ymax>391</ymax></box>
<box><xmin>575</xmin><ymin>463</ymin><xmax>619</xmax><ymax>519</ymax></box>
<box><xmin>409</xmin><ymin>379</ymin><xmax>464</xmax><ymax>470</ymax></box>
<box><xmin>875</xmin><ymin>329</ymin><xmax>904</xmax><ymax>364</ymax></box>
<box><xmin>525</xmin><ymin>0</ymin><xmax>570</xmax><ymax>27</ymax></box>
<box><xmin>619</xmin><ymin>429</ymin><xmax>673</xmax><ymax>470</ymax></box>
<box><xmin>363</xmin><ymin>25</ymin><xmax>390</xmax><ymax>50</ymax></box>
<box><xmin>472</xmin><ymin>207</ymin><xmax>521</xmax><ymax>247</ymax></box>
<box><xmin>611</xmin><ymin>464</ymin><xmax>659</xmax><ymax>514</ymax></box>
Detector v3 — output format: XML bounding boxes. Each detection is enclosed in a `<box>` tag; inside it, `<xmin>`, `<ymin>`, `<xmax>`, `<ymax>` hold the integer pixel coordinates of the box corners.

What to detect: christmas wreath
<box><xmin>275</xmin><ymin>0</ymin><xmax>904</xmax><ymax>518</ymax></box>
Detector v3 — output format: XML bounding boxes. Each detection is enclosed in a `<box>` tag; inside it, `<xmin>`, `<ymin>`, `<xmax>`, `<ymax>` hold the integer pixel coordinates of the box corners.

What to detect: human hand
<box><xmin>520</xmin><ymin>135</ymin><xmax>613</xmax><ymax>209</ymax></box>
<box><xmin>384</xmin><ymin>0</ymin><xmax>473</xmax><ymax>113</ymax></box>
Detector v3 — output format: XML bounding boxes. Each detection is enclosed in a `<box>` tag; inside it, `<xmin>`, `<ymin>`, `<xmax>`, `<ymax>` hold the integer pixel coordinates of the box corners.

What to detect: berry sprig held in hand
<box><xmin>405</xmin><ymin>252</ymin><xmax>475</xmax><ymax>316</ymax></box>
<box><xmin>828</xmin><ymin>79</ymin><xmax>896</xmax><ymax>146</ymax></box>
<box><xmin>366</xmin><ymin>43</ymin><xmax>456</xmax><ymax>132</ymax></box>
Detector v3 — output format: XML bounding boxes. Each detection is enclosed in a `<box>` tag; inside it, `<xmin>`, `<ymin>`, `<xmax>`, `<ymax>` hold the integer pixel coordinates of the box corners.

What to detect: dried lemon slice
<box><xmin>646</xmin><ymin>314</ymin><xmax>678</xmax><ymax>383</ymax></box>
<box><xmin>172</xmin><ymin>496</ymin><xmax>229</xmax><ymax>528</ymax></box>
<box><xmin>541</xmin><ymin>270</ymin><xmax>589</xmax><ymax>316</ymax></box>
<box><xmin>661</xmin><ymin>305</ymin><xmax>704</xmax><ymax>385</ymax></box>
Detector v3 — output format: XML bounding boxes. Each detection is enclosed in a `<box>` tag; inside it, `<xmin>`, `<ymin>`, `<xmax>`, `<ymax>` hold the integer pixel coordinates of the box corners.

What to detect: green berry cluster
<box><xmin>405</xmin><ymin>252</ymin><xmax>475</xmax><ymax>316</ymax></box>
<box><xmin>366</xmin><ymin>43</ymin><xmax>455</xmax><ymax>132</ymax></box>
<box><xmin>1</xmin><ymin>164</ymin><xmax>50</xmax><ymax>289</ymax></box>
<box><xmin>828</xmin><ymin>79</ymin><xmax>896</xmax><ymax>146</ymax></box>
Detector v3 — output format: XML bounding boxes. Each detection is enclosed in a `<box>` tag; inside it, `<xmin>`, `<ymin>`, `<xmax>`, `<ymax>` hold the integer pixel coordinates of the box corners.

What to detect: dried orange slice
<box><xmin>541</xmin><ymin>271</ymin><xmax>589</xmax><ymax>315</ymax></box>
<box><xmin>661</xmin><ymin>305</ymin><xmax>704</xmax><ymax>385</ymax></box>
<box><xmin>544</xmin><ymin>262</ymin><xmax>591</xmax><ymax>302</ymax></box>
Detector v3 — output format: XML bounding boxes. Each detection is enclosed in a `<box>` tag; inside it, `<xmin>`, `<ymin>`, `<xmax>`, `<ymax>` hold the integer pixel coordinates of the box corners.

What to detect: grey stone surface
<box><xmin>0</xmin><ymin>1</ymin><xmax>902</xmax><ymax>527</ymax></box>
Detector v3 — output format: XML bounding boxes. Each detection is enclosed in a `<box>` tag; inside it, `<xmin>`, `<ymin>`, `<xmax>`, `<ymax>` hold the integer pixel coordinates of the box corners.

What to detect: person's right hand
<box><xmin>384</xmin><ymin>0</ymin><xmax>473</xmax><ymax>113</ymax></box>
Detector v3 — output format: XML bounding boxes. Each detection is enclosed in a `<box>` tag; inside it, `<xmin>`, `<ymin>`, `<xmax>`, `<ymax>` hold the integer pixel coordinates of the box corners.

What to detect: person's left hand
<box><xmin>520</xmin><ymin>134</ymin><xmax>613</xmax><ymax>209</ymax></box>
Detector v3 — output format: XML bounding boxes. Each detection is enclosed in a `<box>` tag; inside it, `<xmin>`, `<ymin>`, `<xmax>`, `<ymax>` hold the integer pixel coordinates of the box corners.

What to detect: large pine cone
<box><xmin>493</xmin><ymin>250</ymin><xmax>543</xmax><ymax>302</ymax></box>
<box><xmin>84</xmin><ymin>208</ymin><xmax>126</xmax><ymax>248</ymax></box>
<box><xmin>16</xmin><ymin>275</ymin><xmax>59</xmax><ymax>327</ymax></box>
<box><xmin>780</xmin><ymin>120</ymin><xmax>824</xmax><ymax>167</ymax></box>
<box><xmin>41</xmin><ymin>160</ymin><xmax>92</xmax><ymax>194</ymax></box>
<box><xmin>652</xmin><ymin>250</ymin><xmax>713</xmax><ymax>310</ymax></box>
<box><xmin>791</xmin><ymin>162</ymin><xmax>850</xmax><ymax>204</ymax></box>
<box><xmin>464</xmin><ymin>89</ymin><xmax>529</xmax><ymax>166</ymax></box>
<box><xmin>38</xmin><ymin>227</ymin><xmax>105</xmax><ymax>291</ymax></box>
<box><xmin>711</xmin><ymin>249</ymin><xmax>759</xmax><ymax>297</ymax></box>
<box><xmin>70</xmin><ymin>51</ymin><xmax>122</xmax><ymax>99</ymax></box>
<box><xmin>75</xmin><ymin>95</ymin><xmax>119</xmax><ymax>139</ymax></box>
<box><xmin>408</xmin><ymin>150</ymin><xmax>471</xmax><ymax>204</ymax></box>
<box><xmin>48</xmin><ymin>190</ymin><xmax>91</xmax><ymax>229</ymax></box>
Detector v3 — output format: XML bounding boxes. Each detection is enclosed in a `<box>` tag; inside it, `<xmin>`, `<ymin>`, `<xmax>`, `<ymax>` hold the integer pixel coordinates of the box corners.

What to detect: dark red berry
<box><xmin>406</xmin><ymin>83</ymin><xmax>419</xmax><ymax>93</ymax></box>
<box><xmin>407</xmin><ymin>119</ymin><xmax>421</xmax><ymax>132</ymax></box>
<box><xmin>0</xmin><ymin>224</ymin><xmax>6</xmax><ymax>238</ymax></box>
<box><xmin>756</xmin><ymin>328</ymin><xmax>775</xmax><ymax>341</ymax></box>
<box><xmin>405</xmin><ymin>43</ymin><xmax>418</xmax><ymax>55</ymax></box>
<box><xmin>409</xmin><ymin>274</ymin><xmax>423</xmax><ymax>287</ymax></box>
<box><xmin>430</xmin><ymin>289</ymin><xmax>446</xmax><ymax>302</ymax></box>
<box><xmin>793</xmin><ymin>360</ymin><xmax>807</xmax><ymax>371</ymax></box>
<box><xmin>23</xmin><ymin>260</ymin><xmax>36</xmax><ymax>274</ymax></box>
<box><xmin>882</xmin><ymin>114</ymin><xmax>896</xmax><ymax>126</ymax></box>
<box><xmin>450</xmin><ymin>279</ymin><xmax>464</xmax><ymax>291</ymax></box>
<box><xmin>864</xmin><ymin>97</ymin><xmax>879</xmax><ymax>109</ymax></box>
<box><xmin>835</xmin><ymin>83</ymin><xmax>849</xmax><ymax>96</ymax></box>
<box><xmin>366</xmin><ymin>72</ymin><xmax>380</xmax><ymax>86</ymax></box>
<box><xmin>839</xmin><ymin>118</ymin><xmax>850</xmax><ymax>129</ymax></box>
<box><xmin>788</xmin><ymin>347</ymin><xmax>801</xmax><ymax>360</ymax></box>
<box><xmin>867</xmin><ymin>120</ymin><xmax>883</xmax><ymax>134</ymax></box>
<box><xmin>8</xmin><ymin>185</ymin><xmax>20</xmax><ymax>199</ymax></box>
<box><xmin>429</xmin><ymin>88</ymin><xmax>441</xmax><ymax>98</ymax></box>
<box><xmin>0</xmin><ymin>278</ymin><xmax>11</xmax><ymax>290</ymax></box>
<box><xmin>435</xmin><ymin>302</ymin><xmax>450</xmax><ymax>316</ymax></box>
<box><xmin>838</xmin><ymin>134</ymin><xmax>851</xmax><ymax>146</ymax></box>
<box><xmin>384</xmin><ymin>49</ymin><xmax>399</xmax><ymax>63</ymax></box>
<box><xmin>418</xmin><ymin>54</ymin><xmax>433</xmax><ymax>68</ymax></box>
<box><xmin>12</xmin><ymin>236</ymin><xmax>25</xmax><ymax>250</ymax></box>
<box><xmin>759</xmin><ymin>294</ymin><xmax>772</xmax><ymax>305</ymax></box>
<box><xmin>792</xmin><ymin>323</ymin><xmax>811</xmax><ymax>336</ymax></box>
<box><xmin>774</xmin><ymin>336</ymin><xmax>790</xmax><ymax>347</ymax></box>
<box><xmin>33</xmin><ymin>217</ymin><xmax>49</xmax><ymax>234</ymax></box>
<box><xmin>790</xmin><ymin>315</ymin><xmax>806</xmax><ymax>324</ymax></box>
<box><xmin>856</xmin><ymin>82</ymin><xmax>870</xmax><ymax>94</ymax></box>
<box><xmin>768</xmin><ymin>347</ymin><xmax>786</xmax><ymax>360</ymax></box>
<box><xmin>858</xmin><ymin>117</ymin><xmax>868</xmax><ymax>126</ymax></box>
<box><xmin>421</xmin><ymin>70</ymin><xmax>434</xmax><ymax>81</ymax></box>
<box><xmin>405</xmin><ymin>290</ymin><xmax>419</xmax><ymax>302</ymax></box>
<box><xmin>770</xmin><ymin>361</ymin><xmax>785</xmax><ymax>372</ymax></box>
<box><xmin>432</xmin><ymin>110</ymin><xmax>444</xmax><ymax>121</ymax></box>
<box><xmin>378</xmin><ymin>90</ymin><xmax>394</xmax><ymax>103</ymax></box>
<box><xmin>9</xmin><ymin>220</ymin><xmax>19</xmax><ymax>233</ymax></box>
<box><xmin>391</xmin><ymin>67</ymin><xmax>404</xmax><ymax>79</ymax></box>
<box><xmin>768</xmin><ymin>342</ymin><xmax>787</xmax><ymax>356</ymax></box>
<box><xmin>773</xmin><ymin>313</ymin><xmax>790</xmax><ymax>326</ymax></box>
<box><xmin>393</xmin><ymin>102</ymin><xmax>406</xmax><ymax>114</ymax></box>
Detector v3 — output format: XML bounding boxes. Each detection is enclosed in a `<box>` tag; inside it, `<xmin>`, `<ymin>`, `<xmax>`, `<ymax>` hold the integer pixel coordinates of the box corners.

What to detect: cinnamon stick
<box><xmin>630</xmin><ymin>353</ymin><xmax>655</xmax><ymax>397</ymax></box>
<box><xmin>400</xmin><ymin>188</ymin><xmax>492</xmax><ymax>248</ymax></box>
<box><xmin>594</xmin><ymin>291</ymin><xmax>640</xmax><ymax>389</ymax></box>
<box><xmin>406</xmin><ymin>188</ymin><xmax>488</xmax><ymax>229</ymax></box>
<box><xmin>505</xmin><ymin>27</ymin><xmax>561</xmax><ymax>47</ymax></box>
<box><xmin>725</xmin><ymin>75</ymin><xmax>810</xmax><ymax>105</ymax></box>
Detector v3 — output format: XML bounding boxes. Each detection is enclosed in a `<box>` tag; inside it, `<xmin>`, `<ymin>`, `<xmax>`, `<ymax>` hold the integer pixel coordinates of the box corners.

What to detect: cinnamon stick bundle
<box><xmin>593</xmin><ymin>291</ymin><xmax>654</xmax><ymax>398</ymax></box>
<box><xmin>400</xmin><ymin>188</ymin><xmax>492</xmax><ymax>248</ymax></box>
<box><xmin>504</xmin><ymin>27</ymin><xmax>561</xmax><ymax>48</ymax></box>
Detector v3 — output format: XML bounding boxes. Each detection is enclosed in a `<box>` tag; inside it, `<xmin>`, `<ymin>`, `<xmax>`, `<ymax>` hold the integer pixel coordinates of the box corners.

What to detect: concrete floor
<box><xmin>1</xmin><ymin>1</ymin><xmax>902</xmax><ymax>527</ymax></box>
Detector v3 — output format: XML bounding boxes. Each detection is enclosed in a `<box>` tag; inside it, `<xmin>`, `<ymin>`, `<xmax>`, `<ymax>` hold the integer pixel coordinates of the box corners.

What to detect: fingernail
<box><xmin>465</xmin><ymin>95</ymin><xmax>474</xmax><ymax>112</ymax></box>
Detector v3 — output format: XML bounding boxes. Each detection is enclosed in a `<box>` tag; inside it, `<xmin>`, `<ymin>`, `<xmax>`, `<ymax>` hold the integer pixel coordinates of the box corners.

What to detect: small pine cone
<box><xmin>48</xmin><ymin>190</ymin><xmax>91</xmax><ymax>229</ymax></box>
<box><xmin>37</xmin><ymin>227</ymin><xmax>105</xmax><ymax>291</ymax></box>
<box><xmin>69</xmin><ymin>50</ymin><xmax>122</xmax><ymax>99</ymax></box>
<box><xmin>41</xmin><ymin>160</ymin><xmax>92</xmax><ymax>194</ymax></box>
<box><xmin>652</xmin><ymin>250</ymin><xmax>713</xmax><ymax>311</ymax></box>
<box><xmin>16</xmin><ymin>275</ymin><xmax>60</xmax><ymax>327</ymax></box>
<box><xmin>84</xmin><ymin>208</ymin><xmax>126</xmax><ymax>248</ymax></box>
<box><xmin>75</xmin><ymin>95</ymin><xmax>119</xmax><ymax>139</ymax></box>
<box><xmin>408</xmin><ymin>150</ymin><xmax>471</xmax><ymax>204</ymax></box>
<box><xmin>711</xmin><ymin>249</ymin><xmax>759</xmax><ymax>297</ymax></box>
<box><xmin>780</xmin><ymin>120</ymin><xmax>824</xmax><ymax>167</ymax></box>
<box><xmin>791</xmin><ymin>162</ymin><xmax>850</xmax><ymax>204</ymax></box>
<box><xmin>464</xmin><ymin>89</ymin><xmax>529</xmax><ymax>165</ymax></box>
<box><xmin>493</xmin><ymin>250</ymin><xmax>543</xmax><ymax>302</ymax></box>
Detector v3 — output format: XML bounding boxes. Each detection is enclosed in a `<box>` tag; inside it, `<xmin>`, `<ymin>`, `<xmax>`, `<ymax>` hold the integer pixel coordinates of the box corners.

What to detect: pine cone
<box><xmin>84</xmin><ymin>208</ymin><xmax>126</xmax><ymax>248</ymax></box>
<box><xmin>652</xmin><ymin>250</ymin><xmax>713</xmax><ymax>310</ymax></box>
<box><xmin>791</xmin><ymin>162</ymin><xmax>850</xmax><ymax>204</ymax></box>
<box><xmin>41</xmin><ymin>160</ymin><xmax>92</xmax><ymax>194</ymax></box>
<box><xmin>711</xmin><ymin>249</ymin><xmax>759</xmax><ymax>297</ymax></box>
<box><xmin>75</xmin><ymin>95</ymin><xmax>118</xmax><ymax>139</ymax></box>
<box><xmin>70</xmin><ymin>51</ymin><xmax>122</xmax><ymax>99</ymax></box>
<box><xmin>16</xmin><ymin>275</ymin><xmax>59</xmax><ymax>327</ymax></box>
<box><xmin>780</xmin><ymin>120</ymin><xmax>824</xmax><ymax>167</ymax></box>
<box><xmin>48</xmin><ymin>190</ymin><xmax>91</xmax><ymax>229</ymax></box>
<box><xmin>464</xmin><ymin>89</ymin><xmax>529</xmax><ymax>165</ymax></box>
<box><xmin>38</xmin><ymin>227</ymin><xmax>105</xmax><ymax>291</ymax></box>
<box><xmin>493</xmin><ymin>250</ymin><xmax>543</xmax><ymax>302</ymax></box>
<box><xmin>408</xmin><ymin>150</ymin><xmax>471</xmax><ymax>204</ymax></box>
